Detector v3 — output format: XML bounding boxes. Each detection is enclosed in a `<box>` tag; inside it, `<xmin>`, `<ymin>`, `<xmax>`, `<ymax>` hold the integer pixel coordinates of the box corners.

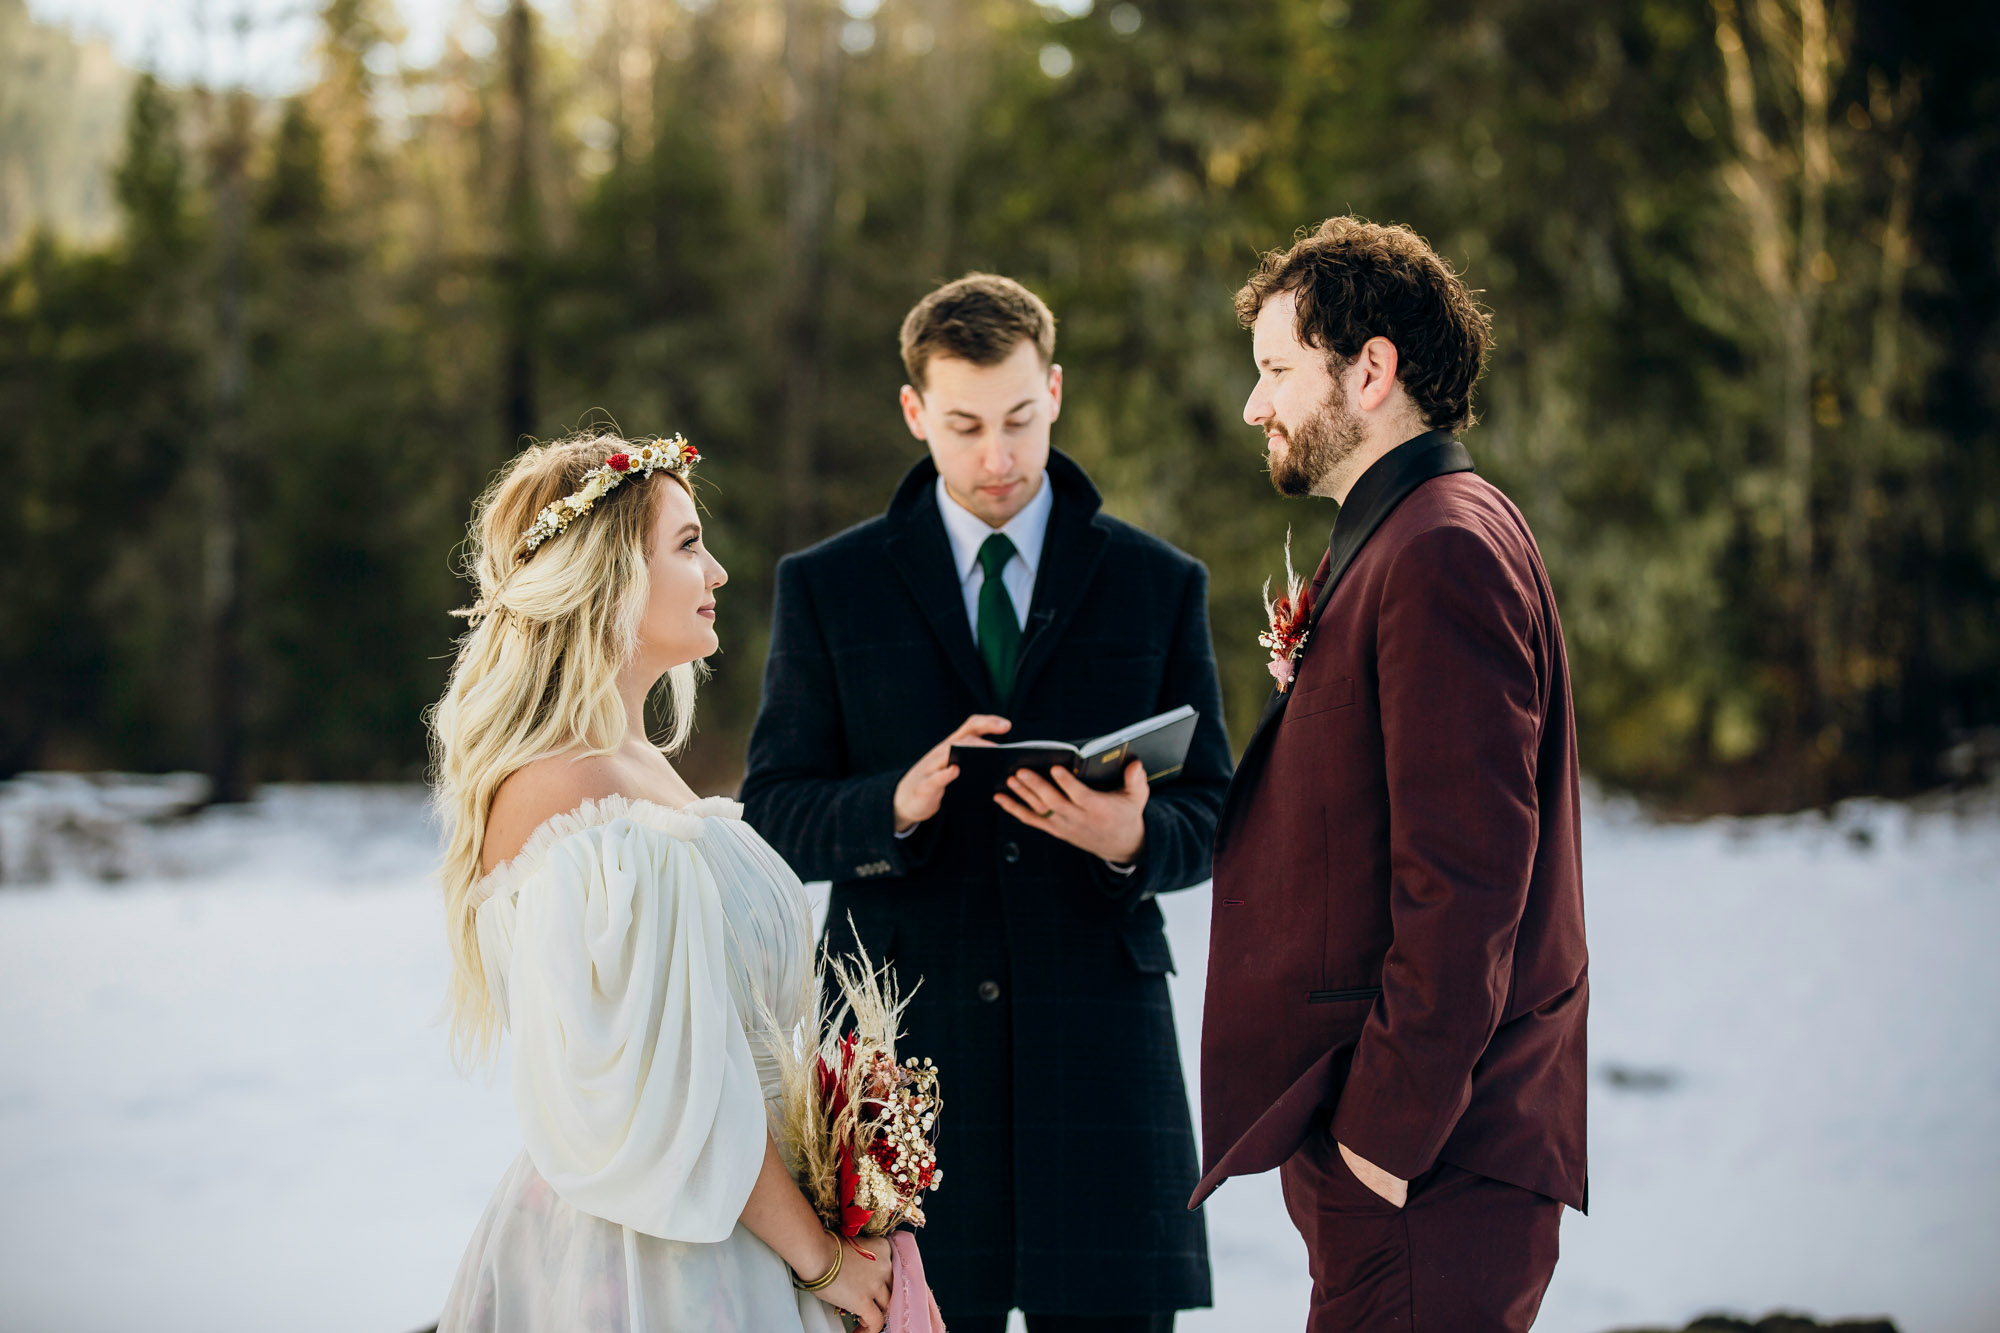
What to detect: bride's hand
<box><xmin>820</xmin><ymin>1234</ymin><xmax>893</xmax><ymax>1332</ymax></box>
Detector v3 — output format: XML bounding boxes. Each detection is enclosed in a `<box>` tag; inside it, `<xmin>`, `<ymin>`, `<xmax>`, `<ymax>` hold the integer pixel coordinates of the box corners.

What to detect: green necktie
<box><xmin>976</xmin><ymin>533</ymin><xmax>1022</xmax><ymax>702</ymax></box>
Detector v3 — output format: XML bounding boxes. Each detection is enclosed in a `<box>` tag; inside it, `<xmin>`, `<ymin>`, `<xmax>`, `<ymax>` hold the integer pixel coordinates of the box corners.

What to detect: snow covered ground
<box><xmin>1</xmin><ymin>774</ymin><xmax>1996</xmax><ymax>1333</ymax></box>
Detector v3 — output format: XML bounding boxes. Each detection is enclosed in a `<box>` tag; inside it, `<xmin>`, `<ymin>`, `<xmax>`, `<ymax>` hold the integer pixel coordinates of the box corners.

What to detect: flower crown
<box><xmin>520</xmin><ymin>435</ymin><xmax>700</xmax><ymax>555</ymax></box>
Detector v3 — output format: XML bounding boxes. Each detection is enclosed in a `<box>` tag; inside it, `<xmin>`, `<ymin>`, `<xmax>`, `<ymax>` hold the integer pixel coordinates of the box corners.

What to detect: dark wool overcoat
<box><xmin>741</xmin><ymin>450</ymin><xmax>1228</xmax><ymax>1317</ymax></box>
<box><xmin>1196</xmin><ymin>434</ymin><xmax>1590</xmax><ymax>1215</ymax></box>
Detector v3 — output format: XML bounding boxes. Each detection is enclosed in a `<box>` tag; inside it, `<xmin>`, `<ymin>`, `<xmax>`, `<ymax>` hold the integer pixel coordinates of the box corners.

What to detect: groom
<box><xmin>742</xmin><ymin>273</ymin><xmax>1228</xmax><ymax>1332</ymax></box>
<box><xmin>1195</xmin><ymin>217</ymin><xmax>1589</xmax><ymax>1331</ymax></box>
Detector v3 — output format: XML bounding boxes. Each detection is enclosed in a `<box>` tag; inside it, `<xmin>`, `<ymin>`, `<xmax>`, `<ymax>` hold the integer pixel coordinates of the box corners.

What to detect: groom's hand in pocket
<box><xmin>996</xmin><ymin>758</ymin><xmax>1149</xmax><ymax>864</ymax></box>
<box><xmin>894</xmin><ymin>714</ymin><xmax>1012</xmax><ymax>833</ymax></box>
<box><xmin>1338</xmin><ymin>1139</ymin><xmax>1409</xmax><ymax>1208</ymax></box>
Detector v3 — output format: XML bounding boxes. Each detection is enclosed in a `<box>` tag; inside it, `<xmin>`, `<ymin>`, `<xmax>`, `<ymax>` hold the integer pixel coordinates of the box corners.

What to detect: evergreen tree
<box><xmin>0</xmin><ymin>0</ymin><xmax>1992</xmax><ymax>809</ymax></box>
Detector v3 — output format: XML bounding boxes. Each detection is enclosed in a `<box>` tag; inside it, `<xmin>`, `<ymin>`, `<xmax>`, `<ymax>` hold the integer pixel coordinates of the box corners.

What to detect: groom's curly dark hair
<box><xmin>1237</xmin><ymin>217</ymin><xmax>1492</xmax><ymax>432</ymax></box>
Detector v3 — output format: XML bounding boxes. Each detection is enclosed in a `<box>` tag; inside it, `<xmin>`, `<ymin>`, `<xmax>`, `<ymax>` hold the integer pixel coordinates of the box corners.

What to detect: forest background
<box><xmin>3</xmin><ymin>0</ymin><xmax>1996</xmax><ymax>813</ymax></box>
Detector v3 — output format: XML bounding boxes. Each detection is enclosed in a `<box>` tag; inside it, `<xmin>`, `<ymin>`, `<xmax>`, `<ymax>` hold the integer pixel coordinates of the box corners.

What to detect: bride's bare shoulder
<box><xmin>481</xmin><ymin>753</ymin><xmax>623</xmax><ymax>875</ymax></box>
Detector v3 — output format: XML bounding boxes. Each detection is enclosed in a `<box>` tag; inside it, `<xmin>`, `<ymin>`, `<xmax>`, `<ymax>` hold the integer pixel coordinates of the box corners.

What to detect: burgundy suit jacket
<box><xmin>1194</xmin><ymin>437</ymin><xmax>1588</xmax><ymax>1211</ymax></box>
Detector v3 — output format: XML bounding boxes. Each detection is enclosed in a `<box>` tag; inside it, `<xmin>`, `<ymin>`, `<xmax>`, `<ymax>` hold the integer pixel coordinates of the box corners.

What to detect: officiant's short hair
<box><xmin>1237</xmin><ymin>217</ymin><xmax>1492</xmax><ymax>432</ymax></box>
<box><xmin>900</xmin><ymin>273</ymin><xmax>1056</xmax><ymax>392</ymax></box>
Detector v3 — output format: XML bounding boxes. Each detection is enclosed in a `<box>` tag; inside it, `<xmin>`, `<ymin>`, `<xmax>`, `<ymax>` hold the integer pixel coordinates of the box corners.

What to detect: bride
<box><xmin>427</xmin><ymin>431</ymin><xmax>893</xmax><ymax>1332</ymax></box>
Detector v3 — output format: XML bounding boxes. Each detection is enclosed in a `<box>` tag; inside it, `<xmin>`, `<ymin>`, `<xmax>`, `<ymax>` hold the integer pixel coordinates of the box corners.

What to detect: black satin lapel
<box><xmin>885</xmin><ymin>497</ymin><xmax>997</xmax><ymax>709</ymax></box>
<box><xmin>1214</xmin><ymin>435</ymin><xmax>1475</xmax><ymax>852</ymax></box>
<box><xmin>1008</xmin><ymin>493</ymin><xmax>1110</xmax><ymax>706</ymax></box>
<box><xmin>1309</xmin><ymin>436</ymin><xmax>1474</xmax><ymax>625</ymax></box>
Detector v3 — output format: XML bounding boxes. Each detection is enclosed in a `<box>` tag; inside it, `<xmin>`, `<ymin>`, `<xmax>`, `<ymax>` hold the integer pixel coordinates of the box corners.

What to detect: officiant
<box><xmin>741</xmin><ymin>274</ymin><xmax>1230</xmax><ymax>1333</ymax></box>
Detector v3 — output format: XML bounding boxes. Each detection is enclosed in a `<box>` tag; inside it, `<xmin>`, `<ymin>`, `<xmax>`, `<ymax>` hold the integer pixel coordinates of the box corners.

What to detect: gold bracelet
<box><xmin>791</xmin><ymin>1231</ymin><xmax>844</xmax><ymax>1292</ymax></box>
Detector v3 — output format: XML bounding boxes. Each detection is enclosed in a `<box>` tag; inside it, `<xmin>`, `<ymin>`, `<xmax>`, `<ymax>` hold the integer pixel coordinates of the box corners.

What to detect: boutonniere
<box><xmin>1258</xmin><ymin>531</ymin><xmax>1312</xmax><ymax>693</ymax></box>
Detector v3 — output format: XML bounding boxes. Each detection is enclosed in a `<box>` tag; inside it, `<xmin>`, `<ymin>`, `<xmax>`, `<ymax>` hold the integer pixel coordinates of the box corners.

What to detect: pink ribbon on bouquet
<box><xmin>884</xmin><ymin>1231</ymin><xmax>946</xmax><ymax>1332</ymax></box>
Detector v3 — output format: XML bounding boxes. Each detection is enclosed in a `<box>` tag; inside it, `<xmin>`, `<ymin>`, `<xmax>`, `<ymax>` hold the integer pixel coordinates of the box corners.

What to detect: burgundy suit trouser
<box><xmin>1279</xmin><ymin>1128</ymin><xmax>1562</xmax><ymax>1332</ymax></box>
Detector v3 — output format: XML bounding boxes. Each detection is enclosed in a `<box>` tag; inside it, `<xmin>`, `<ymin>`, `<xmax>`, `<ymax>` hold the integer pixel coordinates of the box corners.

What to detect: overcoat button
<box><xmin>977</xmin><ymin>980</ymin><xmax>1001</xmax><ymax>1002</ymax></box>
<box><xmin>1000</xmin><ymin>841</ymin><xmax>1020</xmax><ymax>864</ymax></box>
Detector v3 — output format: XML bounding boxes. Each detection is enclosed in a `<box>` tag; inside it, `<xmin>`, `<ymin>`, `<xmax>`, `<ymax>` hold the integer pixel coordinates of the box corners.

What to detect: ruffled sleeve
<box><xmin>474</xmin><ymin>811</ymin><xmax>767</xmax><ymax>1243</ymax></box>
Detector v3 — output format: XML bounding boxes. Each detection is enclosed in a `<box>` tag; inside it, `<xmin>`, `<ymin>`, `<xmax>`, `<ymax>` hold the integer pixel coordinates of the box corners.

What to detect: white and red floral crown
<box><xmin>520</xmin><ymin>435</ymin><xmax>699</xmax><ymax>554</ymax></box>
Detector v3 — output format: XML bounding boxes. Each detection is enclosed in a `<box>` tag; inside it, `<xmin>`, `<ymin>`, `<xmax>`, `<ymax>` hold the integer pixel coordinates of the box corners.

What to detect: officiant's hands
<box><xmin>996</xmin><ymin>759</ymin><xmax>1149</xmax><ymax>863</ymax></box>
<box><xmin>894</xmin><ymin>714</ymin><xmax>1013</xmax><ymax>833</ymax></box>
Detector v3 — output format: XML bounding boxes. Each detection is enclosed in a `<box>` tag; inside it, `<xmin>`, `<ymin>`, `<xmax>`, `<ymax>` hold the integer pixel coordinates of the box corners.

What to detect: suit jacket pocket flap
<box><xmin>1287</xmin><ymin>674</ymin><xmax>1356</xmax><ymax>719</ymax></box>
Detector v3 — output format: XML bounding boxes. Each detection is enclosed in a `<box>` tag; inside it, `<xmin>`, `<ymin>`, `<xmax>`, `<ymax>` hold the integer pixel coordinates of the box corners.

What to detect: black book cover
<box><xmin>948</xmin><ymin>705</ymin><xmax>1199</xmax><ymax>793</ymax></box>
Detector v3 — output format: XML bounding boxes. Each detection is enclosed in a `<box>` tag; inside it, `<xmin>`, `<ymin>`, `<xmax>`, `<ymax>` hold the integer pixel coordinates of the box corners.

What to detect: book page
<box><xmin>1080</xmin><ymin>704</ymin><xmax>1196</xmax><ymax>759</ymax></box>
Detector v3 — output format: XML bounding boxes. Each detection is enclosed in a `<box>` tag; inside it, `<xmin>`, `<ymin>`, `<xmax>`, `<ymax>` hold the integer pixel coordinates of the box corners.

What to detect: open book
<box><xmin>949</xmin><ymin>704</ymin><xmax>1199</xmax><ymax>793</ymax></box>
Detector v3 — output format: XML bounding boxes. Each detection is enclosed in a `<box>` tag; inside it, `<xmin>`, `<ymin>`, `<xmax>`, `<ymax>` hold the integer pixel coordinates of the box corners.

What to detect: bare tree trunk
<box><xmin>500</xmin><ymin>0</ymin><xmax>540</xmax><ymax>452</ymax></box>
<box><xmin>1831</xmin><ymin>85</ymin><xmax>1921</xmax><ymax>743</ymax></box>
<box><xmin>617</xmin><ymin>0</ymin><xmax>656</xmax><ymax>167</ymax></box>
<box><xmin>1710</xmin><ymin>0</ymin><xmax>1832</xmax><ymax>769</ymax></box>
<box><xmin>777</xmin><ymin>0</ymin><xmax>839</xmax><ymax>536</ymax></box>
<box><xmin>1710</xmin><ymin>0</ymin><xmax>1931</xmax><ymax>791</ymax></box>
<box><xmin>915</xmin><ymin>0</ymin><xmax>972</xmax><ymax>281</ymax></box>
<box><xmin>1865</xmin><ymin>99</ymin><xmax>1919</xmax><ymax>416</ymax></box>
<box><xmin>202</xmin><ymin>89</ymin><xmax>254</xmax><ymax>804</ymax></box>
<box><xmin>1789</xmin><ymin>0</ymin><xmax>1836</xmax><ymax>721</ymax></box>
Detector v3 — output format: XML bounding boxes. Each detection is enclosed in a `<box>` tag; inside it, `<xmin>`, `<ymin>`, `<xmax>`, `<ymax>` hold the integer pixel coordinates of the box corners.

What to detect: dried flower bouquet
<box><xmin>775</xmin><ymin>934</ymin><xmax>944</xmax><ymax>1241</ymax></box>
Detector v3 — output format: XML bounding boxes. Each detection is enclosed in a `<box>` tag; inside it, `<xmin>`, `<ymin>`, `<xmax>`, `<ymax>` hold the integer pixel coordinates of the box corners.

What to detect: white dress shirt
<box><xmin>934</xmin><ymin>471</ymin><xmax>1054</xmax><ymax>638</ymax></box>
<box><xmin>921</xmin><ymin>471</ymin><xmax>1133</xmax><ymax>873</ymax></box>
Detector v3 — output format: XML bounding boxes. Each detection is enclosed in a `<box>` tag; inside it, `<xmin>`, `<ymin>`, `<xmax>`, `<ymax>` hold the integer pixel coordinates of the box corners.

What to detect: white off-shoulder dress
<box><xmin>437</xmin><ymin>795</ymin><xmax>845</xmax><ymax>1333</ymax></box>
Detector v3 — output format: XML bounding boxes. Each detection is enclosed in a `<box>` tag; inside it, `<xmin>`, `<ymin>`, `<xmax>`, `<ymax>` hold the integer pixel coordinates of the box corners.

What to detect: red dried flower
<box><xmin>836</xmin><ymin>1144</ymin><xmax>874</xmax><ymax>1237</ymax></box>
<box><xmin>606</xmin><ymin>453</ymin><xmax>630</xmax><ymax>472</ymax></box>
<box><xmin>1259</xmin><ymin>533</ymin><xmax>1314</xmax><ymax>692</ymax></box>
<box><xmin>817</xmin><ymin>1033</ymin><xmax>858</xmax><ymax>1120</ymax></box>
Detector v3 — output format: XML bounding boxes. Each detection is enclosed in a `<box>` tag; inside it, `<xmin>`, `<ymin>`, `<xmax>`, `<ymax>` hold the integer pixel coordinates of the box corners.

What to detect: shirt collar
<box><xmin>935</xmin><ymin>470</ymin><xmax>1055</xmax><ymax>584</ymax></box>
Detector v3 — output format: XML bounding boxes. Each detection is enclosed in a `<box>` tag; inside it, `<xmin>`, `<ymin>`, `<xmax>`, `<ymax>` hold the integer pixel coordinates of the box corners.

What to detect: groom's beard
<box><xmin>1268</xmin><ymin>384</ymin><xmax>1365</xmax><ymax>497</ymax></box>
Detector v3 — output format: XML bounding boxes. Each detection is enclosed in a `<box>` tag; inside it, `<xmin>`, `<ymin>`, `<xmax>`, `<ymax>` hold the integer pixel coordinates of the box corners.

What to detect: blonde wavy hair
<box><xmin>426</xmin><ymin>430</ymin><xmax>700</xmax><ymax>1064</ymax></box>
